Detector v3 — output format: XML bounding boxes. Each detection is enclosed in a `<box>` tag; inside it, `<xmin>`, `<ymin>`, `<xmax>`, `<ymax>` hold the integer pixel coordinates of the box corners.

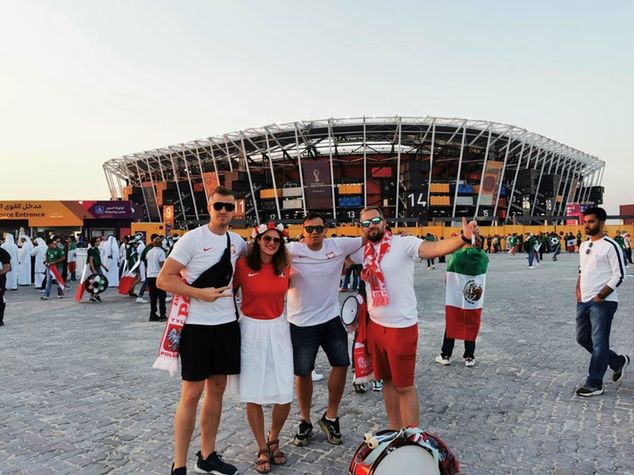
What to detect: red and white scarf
<box><xmin>361</xmin><ymin>230</ymin><xmax>392</xmax><ymax>307</ymax></box>
<box><xmin>152</xmin><ymin>293</ymin><xmax>190</xmax><ymax>376</ymax></box>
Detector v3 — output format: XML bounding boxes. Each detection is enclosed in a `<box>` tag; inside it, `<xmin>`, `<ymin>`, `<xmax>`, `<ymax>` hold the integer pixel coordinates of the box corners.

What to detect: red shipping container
<box><xmin>620</xmin><ymin>204</ymin><xmax>634</xmax><ymax>224</ymax></box>
<box><xmin>370</xmin><ymin>167</ymin><xmax>392</xmax><ymax>178</ymax></box>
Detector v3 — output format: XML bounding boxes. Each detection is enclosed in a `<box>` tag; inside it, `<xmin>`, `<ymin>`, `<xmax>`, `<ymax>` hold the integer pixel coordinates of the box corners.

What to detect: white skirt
<box><xmin>229</xmin><ymin>315</ymin><xmax>294</xmax><ymax>405</ymax></box>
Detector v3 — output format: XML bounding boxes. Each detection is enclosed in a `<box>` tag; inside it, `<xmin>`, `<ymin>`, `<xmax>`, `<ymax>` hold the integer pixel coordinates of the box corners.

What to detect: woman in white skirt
<box><xmin>231</xmin><ymin>222</ymin><xmax>292</xmax><ymax>473</ymax></box>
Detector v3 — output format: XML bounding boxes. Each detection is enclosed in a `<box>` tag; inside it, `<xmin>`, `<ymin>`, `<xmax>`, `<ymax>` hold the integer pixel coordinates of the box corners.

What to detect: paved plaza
<box><xmin>1</xmin><ymin>252</ymin><xmax>632</xmax><ymax>475</ymax></box>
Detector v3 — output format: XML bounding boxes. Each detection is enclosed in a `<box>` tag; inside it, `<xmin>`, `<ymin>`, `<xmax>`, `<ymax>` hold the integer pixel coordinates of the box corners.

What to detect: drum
<box><xmin>349</xmin><ymin>429</ymin><xmax>459</xmax><ymax>475</ymax></box>
<box><xmin>86</xmin><ymin>273</ymin><xmax>109</xmax><ymax>295</ymax></box>
<box><xmin>341</xmin><ymin>294</ymin><xmax>361</xmax><ymax>328</ymax></box>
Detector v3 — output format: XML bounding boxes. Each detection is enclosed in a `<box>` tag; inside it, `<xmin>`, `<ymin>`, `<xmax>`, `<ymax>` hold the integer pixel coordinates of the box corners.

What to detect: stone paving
<box><xmin>0</xmin><ymin>252</ymin><xmax>632</xmax><ymax>475</ymax></box>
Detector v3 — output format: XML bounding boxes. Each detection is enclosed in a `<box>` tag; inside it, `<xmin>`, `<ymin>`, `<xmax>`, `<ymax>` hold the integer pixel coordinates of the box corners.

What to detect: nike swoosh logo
<box><xmin>203</xmin><ymin>247</ymin><xmax>212</xmax><ymax>252</ymax></box>
<box><xmin>248</xmin><ymin>272</ymin><xmax>258</xmax><ymax>277</ymax></box>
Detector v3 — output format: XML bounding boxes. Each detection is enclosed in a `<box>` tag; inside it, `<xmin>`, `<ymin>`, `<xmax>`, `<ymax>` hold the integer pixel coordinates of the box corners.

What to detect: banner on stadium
<box><xmin>203</xmin><ymin>172</ymin><xmax>219</xmax><ymax>198</ymax></box>
<box><xmin>142</xmin><ymin>183</ymin><xmax>161</xmax><ymax>221</ymax></box>
<box><xmin>163</xmin><ymin>205</ymin><xmax>175</xmax><ymax>226</ymax></box>
<box><xmin>479</xmin><ymin>161</ymin><xmax>504</xmax><ymax>206</ymax></box>
<box><xmin>302</xmin><ymin>160</ymin><xmax>333</xmax><ymax>209</ymax></box>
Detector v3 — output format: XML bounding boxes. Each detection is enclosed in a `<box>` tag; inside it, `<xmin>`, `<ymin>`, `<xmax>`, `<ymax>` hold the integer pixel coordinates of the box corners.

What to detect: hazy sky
<box><xmin>1</xmin><ymin>1</ymin><xmax>632</xmax><ymax>213</ymax></box>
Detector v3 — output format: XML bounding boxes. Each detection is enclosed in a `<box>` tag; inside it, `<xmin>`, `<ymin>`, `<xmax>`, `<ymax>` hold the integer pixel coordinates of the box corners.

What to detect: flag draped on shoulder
<box><xmin>445</xmin><ymin>247</ymin><xmax>489</xmax><ymax>341</ymax></box>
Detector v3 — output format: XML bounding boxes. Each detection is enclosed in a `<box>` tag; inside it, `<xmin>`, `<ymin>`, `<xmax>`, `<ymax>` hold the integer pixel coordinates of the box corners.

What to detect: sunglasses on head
<box><xmin>212</xmin><ymin>202</ymin><xmax>235</xmax><ymax>212</ymax></box>
<box><xmin>261</xmin><ymin>235</ymin><xmax>281</xmax><ymax>244</ymax></box>
<box><xmin>360</xmin><ymin>216</ymin><xmax>383</xmax><ymax>228</ymax></box>
<box><xmin>304</xmin><ymin>225</ymin><xmax>325</xmax><ymax>234</ymax></box>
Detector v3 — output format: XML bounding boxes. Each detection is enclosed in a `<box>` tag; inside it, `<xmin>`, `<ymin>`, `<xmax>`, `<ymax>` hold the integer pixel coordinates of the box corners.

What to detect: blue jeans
<box><xmin>138</xmin><ymin>279</ymin><xmax>148</xmax><ymax>297</ymax></box>
<box><xmin>576</xmin><ymin>300</ymin><xmax>620</xmax><ymax>387</ymax></box>
<box><xmin>44</xmin><ymin>267</ymin><xmax>63</xmax><ymax>298</ymax></box>
<box><xmin>527</xmin><ymin>249</ymin><xmax>535</xmax><ymax>266</ymax></box>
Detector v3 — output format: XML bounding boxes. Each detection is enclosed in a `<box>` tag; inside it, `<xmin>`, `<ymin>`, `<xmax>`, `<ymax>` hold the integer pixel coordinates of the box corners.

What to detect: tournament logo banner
<box><xmin>302</xmin><ymin>160</ymin><xmax>333</xmax><ymax>209</ymax></box>
<box><xmin>0</xmin><ymin>201</ymin><xmax>137</xmax><ymax>226</ymax></box>
<box><xmin>479</xmin><ymin>161</ymin><xmax>504</xmax><ymax>207</ymax></box>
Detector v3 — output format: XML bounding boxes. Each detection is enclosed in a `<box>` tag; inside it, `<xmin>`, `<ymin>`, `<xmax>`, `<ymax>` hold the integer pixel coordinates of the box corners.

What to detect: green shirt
<box><xmin>46</xmin><ymin>247</ymin><xmax>65</xmax><ymax>271</ymax></box>
<box><xmin>88</xmin><ymin>247</ymin><xmax>102</xmax><ymax>270</ymax></box>
<box><xmin>614</xmin><ymin>236</ymin><xmax>625</xmax><ymax>249</ymax></box>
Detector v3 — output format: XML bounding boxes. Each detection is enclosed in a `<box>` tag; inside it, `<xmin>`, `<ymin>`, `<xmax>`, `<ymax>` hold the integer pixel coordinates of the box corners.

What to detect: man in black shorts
<box><xmin>0</xmin><ymin>245</ymin><xmax>11</xmax><ymax>326</ymax></box>
<box><xmin>286</xmin><ymin>212</ymin><xmax>363</xmax><ymax>446</ymax></box>
<box><xmin>158</xmin><ymin>187</ymin><xmax>246</xmax><ymax>475</ymax></box>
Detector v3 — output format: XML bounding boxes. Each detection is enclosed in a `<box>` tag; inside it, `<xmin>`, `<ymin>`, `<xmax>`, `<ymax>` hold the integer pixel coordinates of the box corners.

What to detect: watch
<box><xmin>460</xmin><ymin>235</ymin><xmax>471</xmax><ymax>244</ymax></box>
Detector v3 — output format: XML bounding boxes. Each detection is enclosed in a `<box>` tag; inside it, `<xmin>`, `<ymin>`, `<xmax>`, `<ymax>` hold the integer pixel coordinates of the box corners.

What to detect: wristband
<box><xmin>460</xmin><ymin>235</ymin><xmax>471</xmax><ymax>244</ymax></box>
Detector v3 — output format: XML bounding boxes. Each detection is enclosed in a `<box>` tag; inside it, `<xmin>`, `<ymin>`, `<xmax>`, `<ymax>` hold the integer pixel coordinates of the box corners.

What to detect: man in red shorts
<box><xmin>352</xmin><ymin>207</ymin><xmax>479</xmax><ymax>429</ymax></box>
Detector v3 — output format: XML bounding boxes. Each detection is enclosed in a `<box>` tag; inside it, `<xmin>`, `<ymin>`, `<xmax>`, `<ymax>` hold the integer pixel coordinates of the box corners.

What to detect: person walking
<box><xmin>146</xmin><ymin>236</ymin><xmax>167</xmax><ymax>321</ymax></box>
<box><xmin>0</xmin><ymin>245</ymin><xmax>11</xmax><ymax>326</ymax></box>
<box><xmin>285</xmin><ymin>212</ymin><xmax>363</xmax><ymax>447</ymax></box>
<box><xmin>42</xmin><ymin>238</ymin><xmax>65</xmax><ymax>300</ymax></box>
<box><xmin>1</xmin><ymin>234</ymin><xmax>18</xmax><ymax>290</ymax></box>
<box><xmin>352</xmin><ymin>207</ymin><xmax>478</xmax><ymax>429</ymax></box>
<box><xmin>87</xmin><ymin>237</ymin><xmax>108</xmax><ymax>303</ymax></box>
<box><xmin>157</xmin><ymin>186</ymin><xmax>246</xmax><ymax>475</ymax></box>
<box><xmin>575</xmin><ymin>207</ymin><xmax>629</xmax><ymax>397</ymax></box>
<box><xmin>32</xmin><ymin>237</ymin><xmax>47</xmax><ymax>289</ymax></box>
<box><xmin>17</xmin><ymin>235</ymin><xmax>33</xmax><ymax>286</ymax></box>
<box><xmin>230</xmin><ymin>222</ymin><xmax>292</xmax><ymax>473</ymax></box>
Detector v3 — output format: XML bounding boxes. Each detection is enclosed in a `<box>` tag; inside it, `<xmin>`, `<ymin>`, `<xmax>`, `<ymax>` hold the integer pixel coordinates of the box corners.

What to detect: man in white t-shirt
<box><xmin>146</xmin><ymin>236</ymin><xmax>167</xmax><ymax>322</ymax></box>
<box><xmin>286</xmin><ymin>212</ymin><xmax>363</xmax><ymax>447</ymax></box>
<box><xmin>575</xmin><ymin>206</ymin><xmax>629</xmax><ymax>397</ymax></box>
<box><xmin>158</xmin><ymin>186</ymin><xmax>246</xmax><ymax>475</ymax></box>
<box><xmin>352</xmin><ymin>206</ymin><xmax>478</xmax><ymax>430</ymax></box>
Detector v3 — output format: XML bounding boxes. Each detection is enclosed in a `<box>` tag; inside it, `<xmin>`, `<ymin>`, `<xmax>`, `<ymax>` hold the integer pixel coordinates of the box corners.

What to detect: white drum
<box><xmin>373</xmin><ymin>443</ymin><xmax>440</xmax><ymax>474</ymax></box>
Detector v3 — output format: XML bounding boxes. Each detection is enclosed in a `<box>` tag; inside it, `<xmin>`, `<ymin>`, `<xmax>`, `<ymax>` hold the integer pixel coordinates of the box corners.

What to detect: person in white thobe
<box><xmin>18</xmin><ymin>236</ymin><xmax>34</xmax><ymax>286</ymax></box>
<box><xmin>1</xmin><ymin>234</ymin><xmax>19</xmax><ymax>290</ymax></box>
<box><xmin>104</xmin><ymin>235</ymin><xmax>120</xmax><ymax>287</ymax></box>
<box><xmin>32</xmin><ymin>237</ymin><xmax>47</xmax><ymax>288</ymax></box>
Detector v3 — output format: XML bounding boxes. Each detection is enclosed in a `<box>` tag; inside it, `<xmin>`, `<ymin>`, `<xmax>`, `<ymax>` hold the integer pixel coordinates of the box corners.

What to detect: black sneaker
<box><xmin>149</xmin><ymin>316</ymin><xmax>161</xmax><ymax>322</ymax></box>
<box><xmin>318</xmin><ymin>412</ymin><xmax>342</xmax><ymax>445</ymax></box>
<box><xmin>171</xmin><ymin>463</ymin><xmax>186</xmax><ymax>475</ymax></box>
<box><xmin>613</xmin><ymin>355</ymin><xmax>630</xmax><ymax>384</ymax></box>
<box><xmin>94</xmin><ymin>295</ymin><xmax>102</xmax><ymax>302</ymax></box>
<box><xmin>575</xmin><ymin>385</ymin><xmax>604</xmax><ymax>397</ymax></box>
<box><xmin>194</xmin><ymin>451</ymin><xmax>237</xmax><ymax>474</ymax></box>
<box><xmin>293</xmin><ymin>419</ymin><xmax>313</xmax><ymax>447</ymax></box>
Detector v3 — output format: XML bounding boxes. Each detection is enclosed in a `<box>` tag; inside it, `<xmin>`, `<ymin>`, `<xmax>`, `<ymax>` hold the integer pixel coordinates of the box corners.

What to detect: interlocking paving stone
<box><xmin>0</xmin><ymin>253</ymin><xmax>632</xmax><ymax>474</ymax></box>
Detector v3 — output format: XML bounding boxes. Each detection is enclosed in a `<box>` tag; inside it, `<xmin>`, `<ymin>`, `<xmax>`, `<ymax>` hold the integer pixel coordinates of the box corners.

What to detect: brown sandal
<box><xmin>267</xmin><ymin>437</ymin><xmax>287</xmax><ymax>465</ymax></box>
<box><xmin>255</xmin><ymin>448</ymin><xmax>271</xmax><ymax>474</ymax></box>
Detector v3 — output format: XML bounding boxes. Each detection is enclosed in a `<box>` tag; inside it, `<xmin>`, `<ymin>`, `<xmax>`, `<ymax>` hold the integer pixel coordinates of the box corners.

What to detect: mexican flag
<box><xmin>445</xmin><ymin>247</ymin><xmax>489</xmax><ymax>341</ymax></box>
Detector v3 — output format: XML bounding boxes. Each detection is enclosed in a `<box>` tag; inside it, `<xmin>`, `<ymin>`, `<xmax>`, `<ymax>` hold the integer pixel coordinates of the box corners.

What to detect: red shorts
<box><xmin>366</xmin><ymin>319</ymin><xmax>418</xmax><ymax>388</ymax></box>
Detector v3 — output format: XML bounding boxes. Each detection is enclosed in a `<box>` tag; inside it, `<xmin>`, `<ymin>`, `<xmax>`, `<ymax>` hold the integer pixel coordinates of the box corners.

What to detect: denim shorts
<box><xmin>289</xmin><ymin>316</ymin><xmax>350</xmax><ymax>377</ymax></box>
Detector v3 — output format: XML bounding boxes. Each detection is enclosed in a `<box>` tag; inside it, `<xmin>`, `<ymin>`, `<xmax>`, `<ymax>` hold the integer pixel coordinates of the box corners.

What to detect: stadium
<box><xmin>102</xmin><ymin>116</ymin><xmax>605</xmax><ymax>230</ymax></box>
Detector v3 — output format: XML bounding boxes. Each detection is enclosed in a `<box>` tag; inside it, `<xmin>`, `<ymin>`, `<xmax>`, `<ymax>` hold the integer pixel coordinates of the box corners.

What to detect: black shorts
<box><xmin>179</xmin><ymin>321</ymin><xmax>240</xmax><ymax>381</ymax></box>
<box><xmin>290</xmin><ymin>316</ymin><xmax>350</xmax><ymax>377</ymax></box>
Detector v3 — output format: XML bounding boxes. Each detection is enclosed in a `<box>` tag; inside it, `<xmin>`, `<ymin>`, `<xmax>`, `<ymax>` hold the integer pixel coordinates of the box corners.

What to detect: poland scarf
<box><xmin>445</xmin><ymin>247</ymin><xmax>489</xmax><ymax>341</ymax></box>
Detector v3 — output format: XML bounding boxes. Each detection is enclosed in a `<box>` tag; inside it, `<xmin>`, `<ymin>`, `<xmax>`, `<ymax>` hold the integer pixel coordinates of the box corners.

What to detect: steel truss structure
<box><xmin>103</xmin><ymin>116</ymin><xmax>604</xmax><ymax>228</ymax></box>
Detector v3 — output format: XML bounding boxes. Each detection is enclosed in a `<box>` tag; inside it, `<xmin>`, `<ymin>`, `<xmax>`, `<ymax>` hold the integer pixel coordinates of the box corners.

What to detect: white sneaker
<box><xmin>465</xmin><ymin>357</ymin><xmax>475</xmax><ymax>367</ymax></box>
<box><xmin>311</xmin><ymin>370</ymin><xmax>324</xmax><ymax>381</ymax></box>
<box><xmin>165</xmin><ymin>296</ymin><xmax>173</xmax><ymax>302</ymax></box>
<box><xmin>136</xmin><ymin>297</ymin><xmax>148</xmax><ymax>303</ymax></box>
<box><xmin>435</xmin><ymin>355</ymin><xmax>450</xmax><ymax>366</ymax></box>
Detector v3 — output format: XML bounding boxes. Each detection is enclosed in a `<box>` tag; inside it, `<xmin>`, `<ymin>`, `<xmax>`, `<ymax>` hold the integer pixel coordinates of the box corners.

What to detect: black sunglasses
<box><xmin>585</xmin><ymin>241</ymin><xmax>593</xmax><ymax>255</ymax></box>
<box><xmin>304</xmin><ymin>225</ymin><xmax>325</xmax><ymax>234</ymax></box>
<box><xmin>261</xmin><ymin>235</ymin><xmax>281</xmax><ymax>244</ymax></box>
<box><xmin>360</xmin><ymin>216</ymin><xmax>383</xmax><ymax>228</ymax></box>
<box><xmin>212</xmin><ymin>202</ymin><xmax>236</xmax><ymax>212</ymax></box>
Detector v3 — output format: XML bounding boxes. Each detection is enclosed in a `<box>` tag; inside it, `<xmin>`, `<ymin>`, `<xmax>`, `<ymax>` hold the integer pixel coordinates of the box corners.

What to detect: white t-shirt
<box><xmin>169</xmin><ymin>225</ymin><xmax>246</xmax><ymax>325</ymax></box>
<box><xmin>579</xmin><ymin>236</ymin><xmax>626</xmax><ymax>303</ymax></box>
<box><xmin>287</xmin><ymin>237</ymin><xmax>363</xmax><ymax>327</ymax></box>
<box><xmin>146</xmin><ymin>246</ymin><xmax>166</xmax><ymax>278</ymax></box>
<box><xmin>351</xmin><ymin>235</ymin><xmax>423</xmax><ymax>328</ymax></box>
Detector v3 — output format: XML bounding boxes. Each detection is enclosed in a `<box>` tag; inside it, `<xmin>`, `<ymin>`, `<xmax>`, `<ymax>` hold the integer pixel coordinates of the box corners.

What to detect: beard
<box><xmin>585</xmin><ymin>223</ymin><xmax>600</xmax><ymax>236</ymax></box>
<box><xmin>367</xmin><ymin>228</ymin><xmax>384</xmax><ymax>243</ymax></box>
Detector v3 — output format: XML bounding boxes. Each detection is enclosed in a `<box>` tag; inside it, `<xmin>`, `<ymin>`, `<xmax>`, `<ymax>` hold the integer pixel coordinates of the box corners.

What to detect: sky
<box><xmin>1</xmin><ymin>1</ymin><xmax>633</xmax><ymax>214</ymax></box>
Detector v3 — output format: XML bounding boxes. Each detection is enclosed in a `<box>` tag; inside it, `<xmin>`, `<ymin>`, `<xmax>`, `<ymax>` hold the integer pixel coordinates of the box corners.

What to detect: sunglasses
<box><xmin>585</xmin><ymin>242</ymin><xmax>593</xmax><ymax>255</ymax></box>
<box><xmin>304</xmin><ymin>225</ymin><xmax>325</xmax><ymax>234</ymax></box>
<box><xmin>261</xmin><ymin>235</ymin><xmax>281</xmax><ymax>244</ymax></box>
<box><xmin>212</xmin><ymin>202</ymin><xmax>236</xmax><ymax>212</ymax></box>
<box><xmin>360</xmin><ymin>216</ymin><xmax>383</xmax><ymax>228</ymax></box>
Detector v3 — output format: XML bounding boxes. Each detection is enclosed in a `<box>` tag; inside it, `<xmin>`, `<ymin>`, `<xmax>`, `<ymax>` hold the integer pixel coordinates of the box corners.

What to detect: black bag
<box><xmin>190</xmin><ymin>233</ymin><xmax>233</xmax><ymax>289</ymax></box>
